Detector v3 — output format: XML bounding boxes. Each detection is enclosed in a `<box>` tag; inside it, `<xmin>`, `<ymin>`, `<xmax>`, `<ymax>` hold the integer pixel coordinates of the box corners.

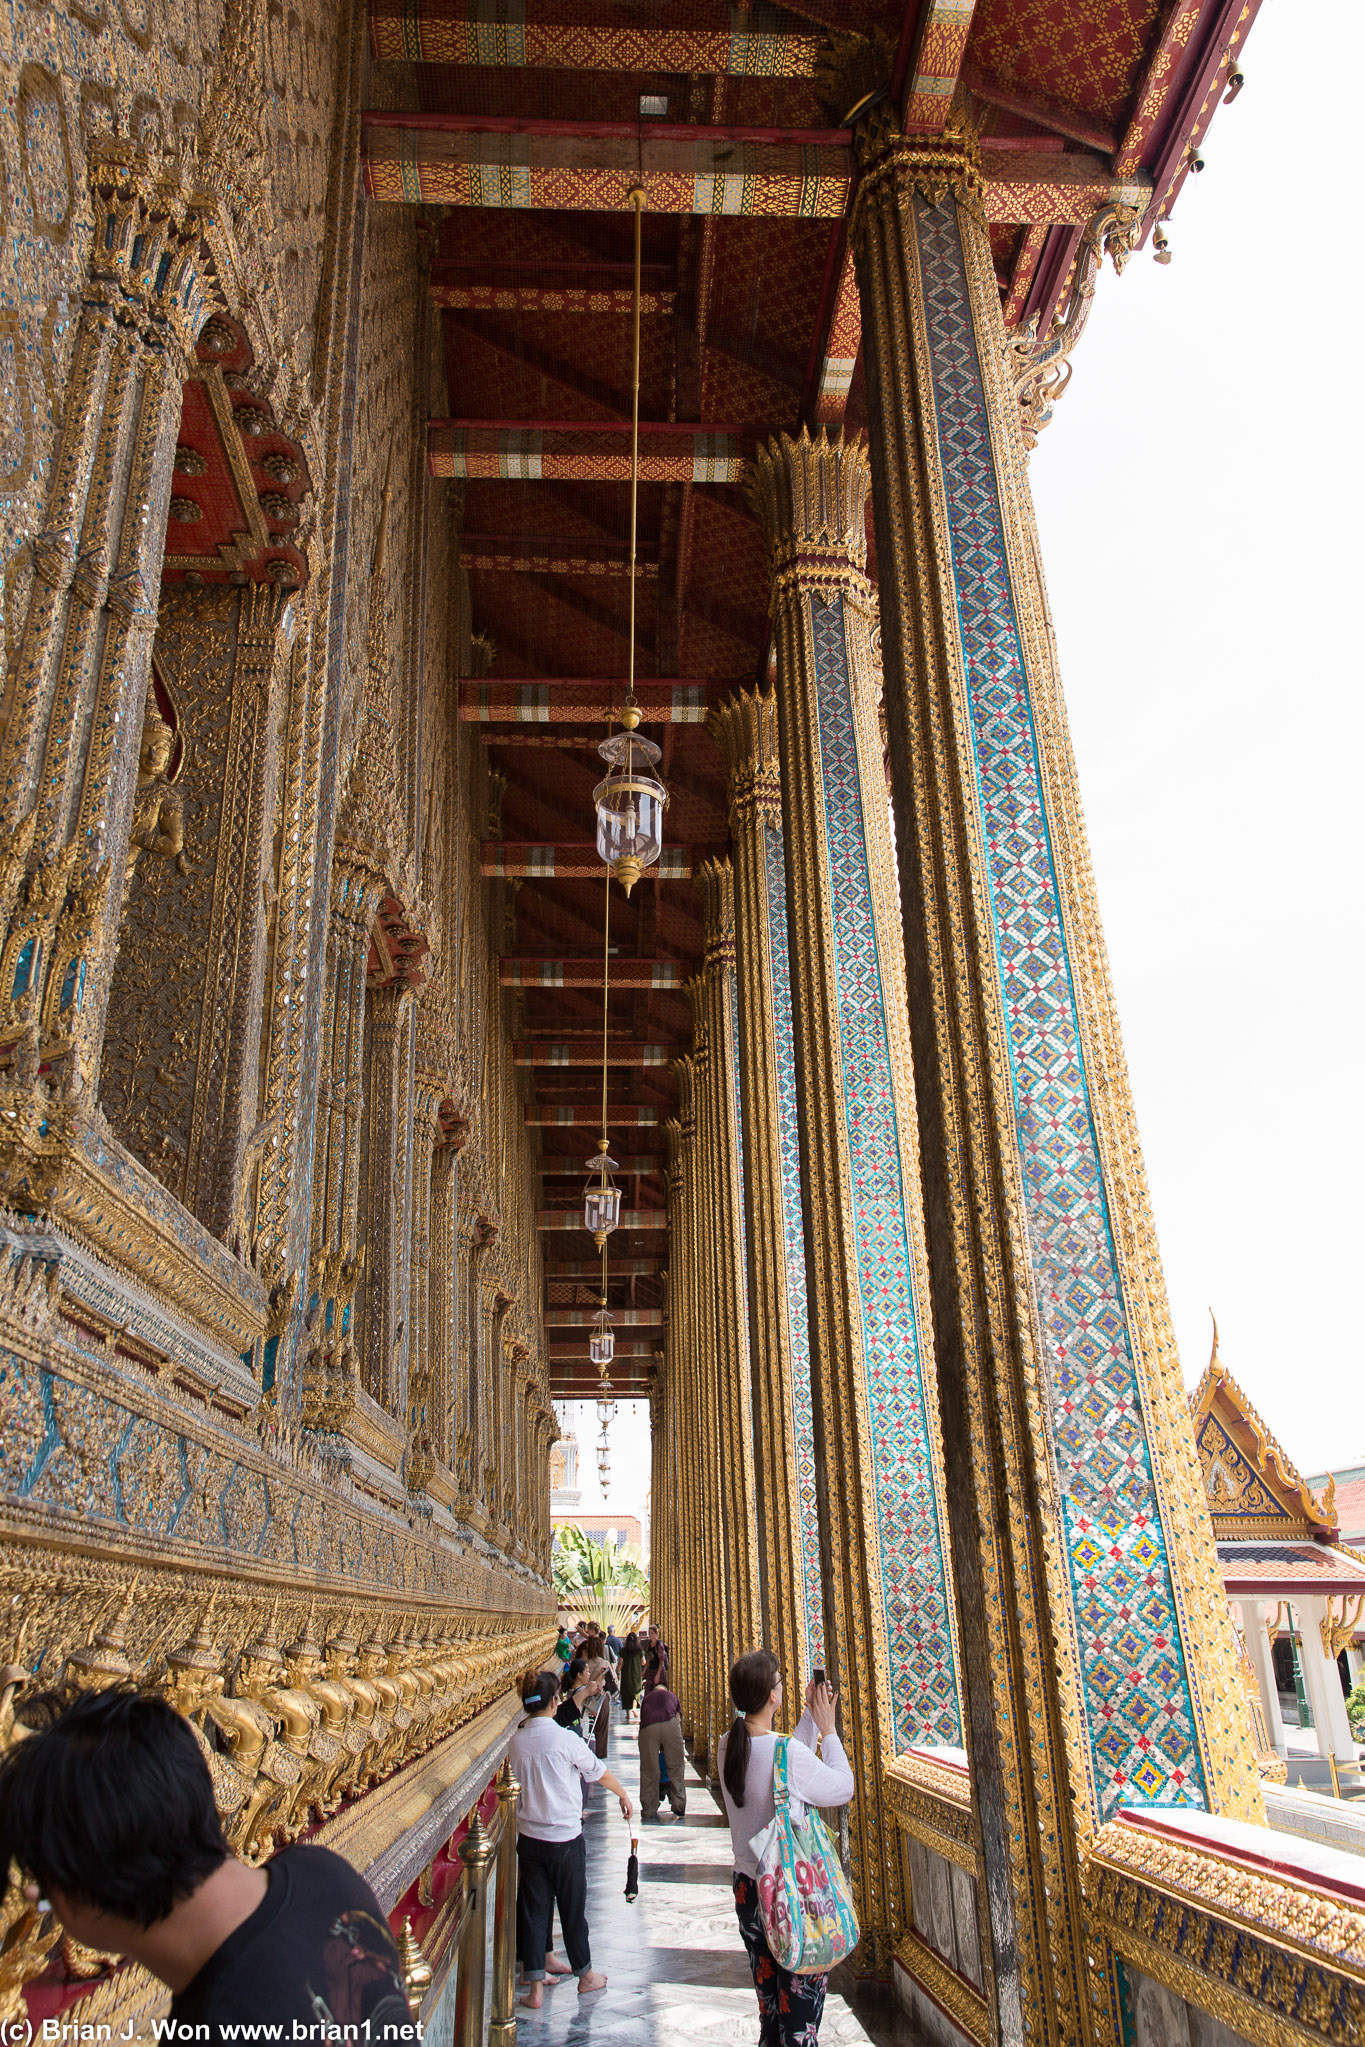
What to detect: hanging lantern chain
<box><xmin>625</xmin><ymin>183</ymin><xmax>643</xmax><ymax>722</ymax></box>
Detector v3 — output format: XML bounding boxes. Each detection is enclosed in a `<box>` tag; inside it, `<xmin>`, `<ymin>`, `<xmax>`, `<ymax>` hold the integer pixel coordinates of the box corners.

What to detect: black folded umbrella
<box><xmin>625</xmin><ymin>1836</ymin><xmax>639</xmax><ymax>1904</ymax></box>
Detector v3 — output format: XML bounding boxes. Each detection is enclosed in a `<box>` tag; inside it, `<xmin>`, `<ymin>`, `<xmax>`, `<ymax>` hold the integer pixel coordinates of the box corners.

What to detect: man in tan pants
<box><xmin>638</xmin><ymin>1682</ymin><xmax>686</xmax><ymax>1822</ymax></box>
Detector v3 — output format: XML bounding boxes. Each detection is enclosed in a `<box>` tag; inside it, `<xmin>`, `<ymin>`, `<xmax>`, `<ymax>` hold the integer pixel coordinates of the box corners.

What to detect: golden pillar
<box><xmin>694</xmin><ymin>859</ymin><xmax>762</xmax><ymax>1667</ymax></box>
<box><xmin>711</xmin><ymin>691</ymin><xmax>822</xmax><ymax>1698</ymax></box>
<box><xmin>846</xmin><ymin>95</ymin><xmax>1261</xmax><ymax>2034</ymax></box>
<box><xmin>669</xmin><ymin>1045</ymin><xmax>728</xmax><ymax>1770</ymax></box>
<box><xmin>750</xmin><ymin>425</ymin><xmax>960</xmax><ymax>1968</ymax></box>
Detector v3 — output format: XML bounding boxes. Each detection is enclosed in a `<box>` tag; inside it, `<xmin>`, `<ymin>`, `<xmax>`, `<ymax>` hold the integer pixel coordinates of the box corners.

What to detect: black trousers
<box><xmin>516</xmin><ymin>1832</ymin><xmax>591</xmax><ymax>1978</ymax></box>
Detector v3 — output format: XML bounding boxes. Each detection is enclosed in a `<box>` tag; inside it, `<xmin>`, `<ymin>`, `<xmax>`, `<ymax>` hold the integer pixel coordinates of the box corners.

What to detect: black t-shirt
<box><xmin>170</xmin><ymin>1845</ymin><xmax>415</xmax><ymax>2041</ymax></box>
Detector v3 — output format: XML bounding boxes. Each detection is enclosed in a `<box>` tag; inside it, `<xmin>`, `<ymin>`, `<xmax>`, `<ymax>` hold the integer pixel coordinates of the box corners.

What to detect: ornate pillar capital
<box><xmin>695</xmin><ymin>857</ymin><xmax>736</xmax><ymax>973</ymax></box>
<box><xmin>848</xmin><ymin>99</ymin><xmax>985</xmax><ymax>224</ymax></box>
<box><xmin>683</xmin><ymin>977</ymin><xmax>709</xmax><ymax>1070</ymax></box>
<box><xmin>747</xmin><ymin>427</ymin><xmax>874</xmax><ymax>605</ymax></box>
<box><xmin>710</xmin><ymin>690</ymin><xmax>781</xmax><ymax>832</ymax></box>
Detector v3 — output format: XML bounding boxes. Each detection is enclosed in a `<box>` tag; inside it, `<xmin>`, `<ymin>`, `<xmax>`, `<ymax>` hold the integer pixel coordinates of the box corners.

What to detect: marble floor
<box><xmin>514</xmin><ymin>1708</ymin><xmax>925</xmax><ymax>2046</ymax></box>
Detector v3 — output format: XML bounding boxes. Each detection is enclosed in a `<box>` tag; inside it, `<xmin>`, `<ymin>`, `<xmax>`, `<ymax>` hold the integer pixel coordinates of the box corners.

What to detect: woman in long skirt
<box><xmin>718</xmin><ymin>1651</ymin><xmax>854</xmax><ymax>2046</ymax></box>
<box><xmin>618</xmin><ymin>1632</ymin><xmax>643</xmax><ymax>1722</ymax></box>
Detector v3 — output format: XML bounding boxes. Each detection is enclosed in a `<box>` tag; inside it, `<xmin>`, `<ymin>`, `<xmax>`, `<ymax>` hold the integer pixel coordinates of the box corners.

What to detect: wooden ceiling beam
<box><xmin>515</xmin><ymin>1038</ymin><xmax>679</xmax><ymax>1065</ymax></box>
<box><xmin>461</xmin><ymin>680</ymin><xmax>709</xmax><ymax>726</ymax></box>
<box><xmin>525</xmin><ymin>1105</ymin><xmax>662</xmax><ymax>1125</ymax></box>
<box><xmin>486</xmin><ymin>844</ymin><xmax>712</xmax><ymax>881</ymax></box>
<box><xmin>374</xmin><ymin>117</ymin><xmax>1149</xmax><ymax>229</ymax></box>
<box><xmin>545</xmin><ymin>1307</ymin><xmax>664</xmax><ymax>1327</ymax></box>
<box><xmin>434</xmin><ymin>285</ymin><xmax>678</xmax><ymax>315</ymax></box>
<box><xmin>369</xmin><ymin>0</ymin><xmax>823</xmax><ymax>77</ymax></box>
<box><xmin>544</xmin><ymin>1258</ymin><xmax>663</xmax><ymax>1276</ymax></box>
<box><xmin>964</xmin><ymin>63</ymin><xmax>1119</xmax><ymax>155</ymax></box>
<box><xmin>538</xmin><ymin>1209</ymin><xmax>667</xmax><ymax>1230</ymax></box>
<box><xmin>502</xmin><ymin>958</ymin><xmax>683</xmax><ymax>988</ymax></box>
<box><xmin>430</xmin><ymin>420</ymin><xmax>745</xmax><ymax>482</ymax></box>
<box><xmin>364</xmin><ymin>115</ymin><xmax>851</xmax><ymax>216</ymax></box>
<box><xmin>901</xmin><ymin>0</ymin><xmax>980</xmax><ymax>134</ymax></box>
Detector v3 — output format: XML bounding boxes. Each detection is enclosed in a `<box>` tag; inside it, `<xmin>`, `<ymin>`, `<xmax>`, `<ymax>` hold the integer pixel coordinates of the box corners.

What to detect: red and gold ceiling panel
<box><xmin>964</xmin><ymin>0</ymin><xmax>1163</xmax><ymax>126</ymax></box>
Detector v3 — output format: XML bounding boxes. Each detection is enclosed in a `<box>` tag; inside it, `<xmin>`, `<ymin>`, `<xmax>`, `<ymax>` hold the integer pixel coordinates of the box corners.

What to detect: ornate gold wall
<box><xmin>0</xmin><ymin>0</ymin><xmax>557</xmax><ymax>1964</ymax></box>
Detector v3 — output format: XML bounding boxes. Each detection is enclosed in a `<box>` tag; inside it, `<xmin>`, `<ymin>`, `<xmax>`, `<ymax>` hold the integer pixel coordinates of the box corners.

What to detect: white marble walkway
<box><xmin>513</xmin><ymin>1706</ymin><xmax>923</xmax><ymax>2047</ymax></box>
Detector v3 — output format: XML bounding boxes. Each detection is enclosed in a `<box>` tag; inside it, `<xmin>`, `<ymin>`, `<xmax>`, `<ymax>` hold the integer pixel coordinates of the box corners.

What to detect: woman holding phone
<box><xmin>718</xmin><ymin>1651</ymin><xmax>854</xmax><ymax>2044</ymax></box>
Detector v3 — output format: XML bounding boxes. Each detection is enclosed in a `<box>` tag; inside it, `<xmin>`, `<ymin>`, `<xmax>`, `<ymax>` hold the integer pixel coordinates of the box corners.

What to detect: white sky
<box><xmin>563</xmin><ymin>0</ymin><xmax>1365</xmax><ymax>1531</ymax></box>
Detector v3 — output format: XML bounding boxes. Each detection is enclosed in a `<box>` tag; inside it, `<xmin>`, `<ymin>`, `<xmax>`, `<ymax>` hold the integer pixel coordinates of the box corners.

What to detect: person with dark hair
<box><xmin>511</xmin><ymin>1668</ymin><xmax>633</xmax><ymax>2008</ymax></box>
<box><xmin>637</xmin><ymin>1683</ymin><xmax>685</xmax><ymax>1823</ymax></box>
<box><xmin>618</xmin><ymin>1632</ymin><xmax>643</xmax><ymax>1722</ymax></box>
<box><xmin>0</xmin><ymin>1688</ymin><xmax>412</xmax><ymax>2037</ymax></box>
<box><xmin>719</xmin><ymin>1652</ymin><xmax>853</xmax><ymax>2045</ymax></box>
<box><xmin>643</xmin><ymin>1623</ymin><xmax>669</xmax><ymax>1690</ymax></box>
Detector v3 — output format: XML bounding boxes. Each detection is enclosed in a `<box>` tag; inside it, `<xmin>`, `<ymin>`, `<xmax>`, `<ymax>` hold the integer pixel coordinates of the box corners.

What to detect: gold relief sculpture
<box><xmin>125</xmin><ymin>677</ymin><xmax>188</xmax><ymax>883</ymax></box>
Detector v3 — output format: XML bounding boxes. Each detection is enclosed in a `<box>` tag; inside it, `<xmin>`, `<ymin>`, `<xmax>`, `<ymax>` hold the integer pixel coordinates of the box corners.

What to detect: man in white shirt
<box><xmin>509</xmin><ymin>1669</ymin><xmax>633</xmax><ymax>2006</ymax></box>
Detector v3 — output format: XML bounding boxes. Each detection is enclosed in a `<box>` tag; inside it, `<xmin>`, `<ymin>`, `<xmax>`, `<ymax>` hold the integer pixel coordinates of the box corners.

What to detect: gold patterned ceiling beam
<box><xmin>542</xmin><ymin>1162</ymin><xmax>664</xmax><ymax>1181</ymax></box>
<box><xmin>902</xmin><ymin>0</ymin><xmax>979</xmax><ymax>133</ymax></box>
<box><xmin>514</xmin><ymin>1036</ymin><xmax>679</xmax><ymax>1063</ymax></box>
<box><xmin>363</xmin><ymin>114</ymin><xmax>850</xmax><ymax>215</ymax></box>
<box><xmin>537</xmin><ymin>1208</ymin><xmax>667</xmax><ymax>1230</ymax></box>
<box><xmin>433</xmin><ymin>285</ymin><xmax>677</xmax><ymax>314</ymax></box>
<box><xmin>525</xmin><ymin>1104</ymin><xmax>661</xmax><ymax>1124</ymax></box>
<box><xmin>431</xmin><ymin>422</ymin><xmax>744</xmax><ymax>482</ymax></box>
<box><xmin>488</xmin><ymin>846</ymin><xmax>709</xmax><ymax>881</ymax></box>
<box><xmin>544</xmin><ymin>1306</ymin><xmax>663</xmax><ymax>1326</ymax></box>
<box><xmin>368</xmin><ymin>0</ymin><xmax>824</xmax><ymax>75</ymax></box>
<box><xmin>500</xmin><ymin>957</ymin><xmax>682</xmax><ymax>987</ymax></box>
<box><xmin>543</xmin><ymin>1257</ymin><xmax>662</xmax><ymax>1276</ymax></box>
<box><xmin>461</xmin><ymin>680</ymin><xmax>709</xmax><ymax>724</ymax></box>
<box><xmin>368</xmin><ymin>117</ymin><xmax>1149</xmax><ymax>224</ymax></box>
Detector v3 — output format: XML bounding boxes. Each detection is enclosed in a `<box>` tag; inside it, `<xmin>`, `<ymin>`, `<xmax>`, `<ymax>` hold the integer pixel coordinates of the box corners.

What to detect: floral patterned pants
<box><xmin>732</xmin><ymin>1872</ymin><xmax>829</xmax><ymax>2046</ymax></box>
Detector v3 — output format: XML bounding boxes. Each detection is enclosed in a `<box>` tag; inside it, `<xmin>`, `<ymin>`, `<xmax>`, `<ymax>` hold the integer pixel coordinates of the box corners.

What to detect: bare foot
<box><xmin>546</xmin><ymin>1955</ymin><xmax>572</xmax><ymax>1978</ymax></box>
<box><xmin>578</xmin><ymin>1970</ymin><xmax>608</xmax><ymax>1995</ymax></box>
<box><xmin>519</xmin><ymin>1984</ymin><xmax>544</xmax><ymax>2009</ymax></box>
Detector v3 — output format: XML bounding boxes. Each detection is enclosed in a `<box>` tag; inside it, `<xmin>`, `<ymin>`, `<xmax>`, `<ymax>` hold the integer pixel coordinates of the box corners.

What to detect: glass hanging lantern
<box><xmin>594</xmin><ymin>712</ymin><xmax>668</xmax><ymax>897</ymax></box>
<box><xmin>589</xmin><ymin>1306</ymin><xmax>615</xmax><ymax>1367</ymax></box>
<box><xmin>583</xmin><ymin>1146</ymin><xmax>620</xmax><ymax>1246</ymax></box>
<box><xmin>595</xmin><ymin>1395</ymin><xmax>616</xmax><ymax>1429</ymax></box>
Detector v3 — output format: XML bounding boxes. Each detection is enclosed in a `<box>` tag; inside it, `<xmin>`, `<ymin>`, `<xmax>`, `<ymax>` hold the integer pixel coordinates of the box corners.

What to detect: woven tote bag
<box><xmin>749</xmin><ymin>1736</ymin><xmax>859</xmax><ymax>1976</ymax></box>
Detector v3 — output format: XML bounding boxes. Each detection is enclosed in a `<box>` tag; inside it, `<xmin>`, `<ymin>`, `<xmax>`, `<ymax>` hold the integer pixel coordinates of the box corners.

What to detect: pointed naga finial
<box><xmin>1208</xmin><ymin>1307</ymin><xmax>1220</xmax><ymax>1372</ymax></box>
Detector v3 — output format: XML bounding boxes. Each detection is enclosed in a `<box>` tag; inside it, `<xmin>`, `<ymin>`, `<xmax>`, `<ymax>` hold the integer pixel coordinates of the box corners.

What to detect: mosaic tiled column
<box><xmin>848</xmin><ymin>98</ymin><xmax>1261</xmax><ymax>2033</ymax></box>
<box><xmin>750</xmin><ymin>426</ymin><xmax>960</xmax><ymax>1968</ymax></box>
<box><xmin>710</xmin><ymin>691</ymin><xmax>822</xmax><ymax>1696</ymax></box>
<box><xmin>695</xmin><ymin>859</ymin><xmax>762</xmax><ymax>1666</ymax></box>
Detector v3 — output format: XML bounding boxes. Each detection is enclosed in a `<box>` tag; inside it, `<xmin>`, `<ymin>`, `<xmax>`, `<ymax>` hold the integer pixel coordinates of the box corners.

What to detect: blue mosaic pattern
<box><xmin>730</xmin><ymin>971</ymin><xmax>750</xmax><ymax>1320</ymax></box>
<box><xmin>913</xmin><ymin>193</ymin><xmax>1205</xmax><ymax>1813</ymax></box>
<box><xmin>761</xmin><ymin>817</ymin><xmax>824</xmax><ymax>1668</ymax></box>
<box><xmin>810</xmin><ymin>595</ymin><xmax>959</xmax><ymax>1747</ymax></box>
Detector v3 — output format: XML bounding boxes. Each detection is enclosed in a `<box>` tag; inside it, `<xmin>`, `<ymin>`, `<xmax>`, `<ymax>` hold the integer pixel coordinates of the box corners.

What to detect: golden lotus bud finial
<box><xmin>397</xmin><ymin>1918</ymin><xmax>432</xmax><ymax>2018</ymax></box>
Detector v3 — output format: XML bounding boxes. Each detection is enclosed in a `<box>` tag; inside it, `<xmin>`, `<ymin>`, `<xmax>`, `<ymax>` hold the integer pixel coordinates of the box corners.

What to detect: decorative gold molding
<box><xmin>894</xmin><ymin>1928</ymin><xmax>991</xmax><ymax>2046</ymax></box>
<box><xmin>883</xmin><ymin>1753</ymin><xmax>979</xmax><ymax>1876</ymax></box>
<box><xmin>1085</xmin><ymin>1816</ymin><xmax>1365</xmax><ymax>2047</ymax></box>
